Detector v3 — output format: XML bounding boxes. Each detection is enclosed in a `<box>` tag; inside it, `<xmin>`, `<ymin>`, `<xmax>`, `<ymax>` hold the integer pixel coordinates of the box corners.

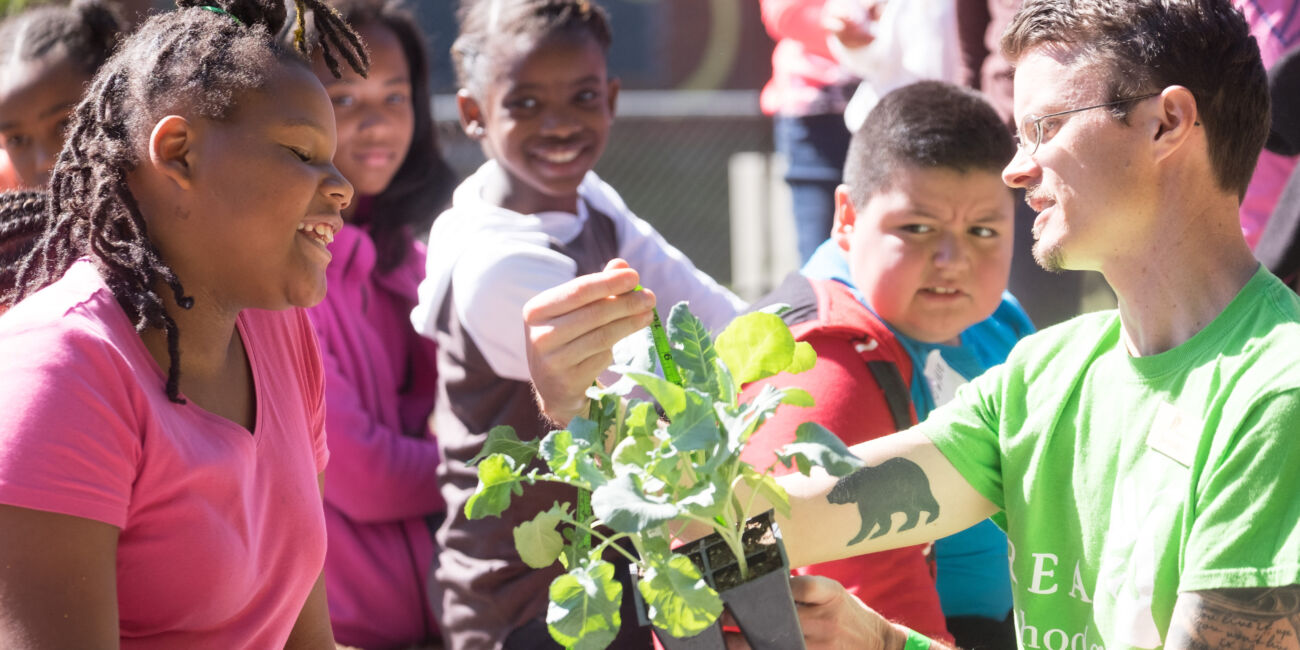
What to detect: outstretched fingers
<box><xmin>523</xmin><ymin>259</ymin><xmax>656</xmax><ymax>425</ymax></box>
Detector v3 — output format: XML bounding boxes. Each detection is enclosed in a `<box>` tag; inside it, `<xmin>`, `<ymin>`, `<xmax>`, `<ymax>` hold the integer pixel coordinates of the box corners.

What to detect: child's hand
<box><xmin>523</xmin><ymin>259</ymin><xmax>656</xmax><ymax>426</ymax></box>
<box><xmin>821</xmin><ymin>0</ymin><xmax>882</xmax><ymax>50</ymax></box>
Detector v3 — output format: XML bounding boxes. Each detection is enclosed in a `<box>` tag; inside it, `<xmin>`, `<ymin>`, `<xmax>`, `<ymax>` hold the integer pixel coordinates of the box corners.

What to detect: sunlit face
<box><xmin>0</xmin><ymin>52</ymin><xmax>91</xmax><ymax>188</ymax></box>
<box><xmin>1002</xmin><ymin>46</ymin><xmax>1155</xmax><ymax>272</ymax></box>
<box><xmin>314</xmin><ymin>22</ymin><xmax>415</xmax><ymax>204</ymax></box>
<box><xmin>461</xmin><ymin>30</ymin><xmax>618</xmax><ymax>214</ymax></box>
<box><xmin>835</xmin><ymin>167</ymin><xmax>1014</xmax><ymax>344</ymax></box>
<box><xmin>146</xmin><ymin>61</ymin><xmax>353</xmax><ymax>311</ymax></box>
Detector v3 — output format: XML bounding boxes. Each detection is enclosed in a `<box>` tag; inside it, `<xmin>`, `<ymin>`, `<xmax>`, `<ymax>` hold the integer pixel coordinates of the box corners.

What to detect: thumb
<box><xmin>603</xmin><ymin>258</ymin><xmax>631</xmax><ymax>272</ymax></box>
<box><xmin>791</xmin><ymin>575</ymin><xmax>846</xmax><ymax>607</ymax></box>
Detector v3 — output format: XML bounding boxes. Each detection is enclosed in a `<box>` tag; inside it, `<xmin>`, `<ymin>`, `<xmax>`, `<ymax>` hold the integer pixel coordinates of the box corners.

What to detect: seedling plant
<box><xmin>465</xmin><ymin>299</ymin><xmax>863</xmax><ymax>649</ymax></box>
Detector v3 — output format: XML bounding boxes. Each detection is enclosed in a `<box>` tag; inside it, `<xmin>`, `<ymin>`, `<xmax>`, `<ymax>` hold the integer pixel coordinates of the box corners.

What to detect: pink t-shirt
<box><xmin>0</xmin><ymin>261</ymin><xmax>330</xmax><ymax>649</ymax></box>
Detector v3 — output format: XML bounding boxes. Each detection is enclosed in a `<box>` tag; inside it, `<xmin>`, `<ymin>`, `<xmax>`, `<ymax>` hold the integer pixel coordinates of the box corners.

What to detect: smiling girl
<box><xmin>294</xmin><ymin>0</ymin><xmax>455</xmax><ymax>647</ymax></box>
<box><xmin>0</xmin><ymin>1</ymin><xmax>367</xmax><ymax>646</ymax></box>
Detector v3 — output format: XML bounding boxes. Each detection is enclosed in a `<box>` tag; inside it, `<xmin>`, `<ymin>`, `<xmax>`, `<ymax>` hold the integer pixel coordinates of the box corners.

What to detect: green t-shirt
<box><xmin>922</xmin><ymin>267</ymin><xmax>1300</xmax><ymax>650</ymax></box>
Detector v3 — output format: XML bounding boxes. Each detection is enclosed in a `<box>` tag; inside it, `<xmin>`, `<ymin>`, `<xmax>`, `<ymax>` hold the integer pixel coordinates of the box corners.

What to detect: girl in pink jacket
<box><xmin>297</xmin><ymin>0</ymin><xmax>455</xmax><ymax>647</ymax></box>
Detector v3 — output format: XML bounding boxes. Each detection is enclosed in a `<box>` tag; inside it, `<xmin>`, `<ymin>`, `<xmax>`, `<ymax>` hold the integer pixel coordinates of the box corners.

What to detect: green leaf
<box><xmin>547</xmin><ymin>560</ymin><xmax>623</xmax><ymax>650</ymax></box>
<box><xmin>465</xmin><ymin>454</ymin><xmax>525</xmax><ymax>520</ymax></box>
<box><xmin>715</xmin><ymin>312</ymin><xmax>796</xmax><ymax>385</ymax></box>
<box><xmin>639</xmin><ymin>555</ymin><xmax>723</xmax><ymax>638</ymax></box>
<box><xmin>717</xmin><ymin>383</ymin><xmax>787</xmax><ymax>452</ymax></box>
<box><xmin>667</xmin><ymin>389</ymin><xmax>721</xmax><ymax>452</ymax></box>
<box><xmin>568</xmin><ymin>417</ymin><xmax>603</xmax><ymax>448</ymax></box>
<box><xmin>741</xmin><ymin>465</ymin><xmax>791</xmax><ymax>518</ymax></box>
<box><xmin>540</xmin><ymin>430</ymin><xmax>606</xmax><ymax>489</ymax></box>
<box><xmin>775</xmin><ymin>422</ymin><xmax>866</xmax><ymax>477</ymax></box>
<box><xmin>666</xmin><ymin>302</ymin><xmax>722</xmax><ymax>399</ymax></box>
<box><xmin>787</xmin><ymin>341</ymin><xmax>817</xmax><ymax>374</ymax></box>
<box><xmin>591</xmin><ymin>472</ymin><xmax>679</xmax><ymax>533</ymax></box>
<box><xmin>623</xmin><ymin>370</ymin><xmax>686</xmax><ymax>414</ymax></box>
<box><xmin>612</xmin><ymin>431</ymin><xmax>656</xmax><ymax>470</ymax></box>
<box><xmin>467</xmin><ymin>426</ymin><xmax>538</xmax><ymax>468</ymax></box>
<box><xmin>514</xmin><ymin>504</ymin><xmax>567</xmax><ymax>569</ymax></box>
<box><xmin>713</xmin><ymin>357</ymin><xmax>737</xmax><ymax>407</ymax></box>
<box><xmin>603</xmin><ymin>328</ymin><xmax>660</xmax><ymax>398</ymax></box>
<box><xmin>756</xmin><ymin>302</ymin><xmax>791</xmax><ymax>316</ymax></box>
<box><xmin>620</xmin><ymin>400</ymin><xmax>659</xmax><ymax>443</ymax></box>
<box><xmin>677</xmin><ymin>475</ymin><xmax>723</xmax><ymax>517</ymax></box>
<box><xmin>780</xmin><ymin>387</ymin><xmax>815</xmax><ymax>408</ymax></box>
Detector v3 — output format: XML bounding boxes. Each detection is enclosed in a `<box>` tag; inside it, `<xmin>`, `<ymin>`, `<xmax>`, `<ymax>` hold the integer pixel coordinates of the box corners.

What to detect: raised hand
<box><xmin>522</xmin><ymin>258</ymin><xmax>656</xmax><ymax>426</ymax></box>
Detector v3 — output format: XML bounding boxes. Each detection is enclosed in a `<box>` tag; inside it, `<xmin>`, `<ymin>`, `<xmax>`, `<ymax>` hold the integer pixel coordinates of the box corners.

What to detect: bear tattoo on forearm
<box><xmin>828</xmin><ymin>457</ymin><xmax>940</xmax><ymax>545</ymax></box>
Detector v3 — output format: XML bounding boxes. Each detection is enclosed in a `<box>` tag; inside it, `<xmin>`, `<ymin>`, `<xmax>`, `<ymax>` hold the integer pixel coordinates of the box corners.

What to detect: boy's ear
<box><xmin>457</xmin><ymin>88</ymin><xmax>486</xmax><ymax>140</ymax></box>
<box><xmin>147</xmin><ymin>115</ymin><xmax>194</xmax><ymax>190</ymax></box>
<box><xmin>1151</xmin><ymin>85</ymin><xmax>1198</xmax><ymax>164</ymax></box>
<box><xmin>831</xmin><ymin>184</ymin><xmax>857</xmax><ymax>252</ymax></box>
<box><xmin>606</xmin><ymin>76</ymin><xmax>620</xmax><ymax>115</ymax></box>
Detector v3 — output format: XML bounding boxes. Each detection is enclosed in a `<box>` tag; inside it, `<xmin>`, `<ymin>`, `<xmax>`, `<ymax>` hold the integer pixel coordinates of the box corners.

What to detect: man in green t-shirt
<box><xmin>519</xmin><ymin>0</ymin><xmax>1300</xmax><ymax>648</ymax></box>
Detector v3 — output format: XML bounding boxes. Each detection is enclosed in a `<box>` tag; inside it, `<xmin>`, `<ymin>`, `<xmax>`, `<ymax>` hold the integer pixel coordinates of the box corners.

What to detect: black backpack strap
<box><xmin>750</xmin><ymin>272</ymin><xmax>820</xmax><ymax>328</ymax></box>
<box><xmin>865</xmin><ymin>360</ymin><xmax>913</xmax><ymax>431</ymax></box>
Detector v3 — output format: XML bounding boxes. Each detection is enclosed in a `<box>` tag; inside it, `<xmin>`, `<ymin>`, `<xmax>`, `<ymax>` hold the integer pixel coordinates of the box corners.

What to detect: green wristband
<box><xmin>902</xmin><ymin>628</ymin><xmax>931</xmax><ymax>650</ymax></box>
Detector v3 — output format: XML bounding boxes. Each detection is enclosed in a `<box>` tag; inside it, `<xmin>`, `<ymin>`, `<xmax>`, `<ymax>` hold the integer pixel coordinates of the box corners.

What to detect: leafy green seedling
<box><xmin>465</xmin><ymin>300</ymin><xmax>863</xmax><ymax>648</ymax></box>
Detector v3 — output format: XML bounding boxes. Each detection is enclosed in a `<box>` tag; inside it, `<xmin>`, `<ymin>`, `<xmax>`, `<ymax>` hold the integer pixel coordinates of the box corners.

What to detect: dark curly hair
<box><xmin>845</xmin><ymin>81</ymin><xmax>1015</xmax><ymax>208</ymax></box>
<box><xmin>0</xmin><ymin>190</ymin><xmax>45</xmax><ymax>299</ymax></box>
<box><xmin>452</xmin><ymin>0</ymin><xmax>612</xmax><ymax>96</ymax></box>
<box><xmin>0</xmin><ymin>0</ymin><xmax>126</xmax><ymax>77</ymax></box>
<box><xmin>298</xmin><ymin>0</ymin><xmax>455</xmax><ymax>273</ymax></box>
<box><xmin>4</xmin><ymin>0</ymin><xmax>369</xmax><ymax>403</ymax></box>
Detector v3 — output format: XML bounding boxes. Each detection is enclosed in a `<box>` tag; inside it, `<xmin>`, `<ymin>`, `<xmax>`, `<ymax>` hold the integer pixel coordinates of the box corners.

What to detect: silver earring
<box><xmin>472</xmin><ymin>124</ymin><xmax>485</xmax><ymax>136</ymax></box>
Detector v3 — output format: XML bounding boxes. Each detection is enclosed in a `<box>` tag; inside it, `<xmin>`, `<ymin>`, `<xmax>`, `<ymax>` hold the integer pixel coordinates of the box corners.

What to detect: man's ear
<box><xmin>147</xmin><ymin>115</ymin><xmax>193</xmax><ymax>190</ymax></box>
<box><xmin>457</xmin><ymin>88</ymin><xmax>486</xmax><ymax>139</ymax></box>
<box><xmin>1151</xmin><ymin>85</ymin><xmax>1199</xmax><ymax>164</ymax></box>
<box><xmin>606</xmin><ymin>76</ymin><xmax>620</xmax><ymax>115</ymax></box>
<box><xmin>831</xmin><ymin>184</ymin><xmax>856</xmax><ymax>252</ymax></box>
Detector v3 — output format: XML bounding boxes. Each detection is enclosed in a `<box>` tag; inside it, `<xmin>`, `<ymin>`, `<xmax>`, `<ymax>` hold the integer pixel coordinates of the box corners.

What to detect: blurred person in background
<box><xmin>762</xmin><ymin>0</ymin><xmax>860</xmax><ymax>264</ymax></box>
<box><xmin>0</xmin><ymin>0</ymin><xmax>126</xmax><ymax>189</ymax></box>
<box><xmin>293</xmin><ymin>0</ymin><xmax>455</xmax><ymax>647</ymax></box>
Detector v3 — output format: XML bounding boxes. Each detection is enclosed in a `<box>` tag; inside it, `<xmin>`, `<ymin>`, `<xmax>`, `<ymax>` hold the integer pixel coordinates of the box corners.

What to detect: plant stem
<box><xmin>565</xmin><ymin>517</ymin><xmax>641</xmax><ymax>566</ymax></box>
<box><xmin>574</xmin><ymin>386</ymin><xmax>602</xmax><ymax>557</ymax></box>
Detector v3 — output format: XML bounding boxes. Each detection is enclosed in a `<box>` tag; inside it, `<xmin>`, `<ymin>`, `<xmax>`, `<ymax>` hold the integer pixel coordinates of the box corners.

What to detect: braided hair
<box><xmin>0</xmin><ymin>190</ymin><xmax>45</xmax><ymax>299</ymax></box>
<box><xmin>4</xmin><ymin>0</ymin><xmax>369</xmax><ymax>403</ymax></box>
<box><xmin>296</xmin><ymin>0</ymin><xmax>455</xmax><ymax>273</ymax></box>
<box><xmin>452</xmin><ymin>0</ymin><xmax>612</xmax><ymax>96</ymax></box>
<box><xmin>0</xmin><ymin>0</ymin><xmax>125</xmax><ymax>78</ymax></box>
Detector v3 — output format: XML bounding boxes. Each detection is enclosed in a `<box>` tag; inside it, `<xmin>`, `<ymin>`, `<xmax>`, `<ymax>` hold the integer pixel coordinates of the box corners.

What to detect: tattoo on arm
<box><xmin>827</xmin><ymin>457</ymin><xmax>940</xmax><ymax>545</ymax></box>
<box><xmin>1167</xmin><ymin>585</ymin><xmax>1300</xmax><ymax>650</ymax></box>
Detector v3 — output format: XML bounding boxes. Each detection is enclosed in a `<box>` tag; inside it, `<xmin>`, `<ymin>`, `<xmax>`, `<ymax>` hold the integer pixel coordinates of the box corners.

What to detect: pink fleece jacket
<box><xmin>1235</xmin><ymin>0</ymin><xmax>1300</xmax><ymax>248</ymax></box>
<box><xmin>308</xmin><ymin>222</ymin><xmax>445</xmax><ymax>648</ymax></box>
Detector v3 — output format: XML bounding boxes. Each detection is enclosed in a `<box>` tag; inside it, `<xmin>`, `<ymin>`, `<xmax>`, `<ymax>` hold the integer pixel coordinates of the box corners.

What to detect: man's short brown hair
<box><xmin>1003</xmin><ymin>0</ymin><xmax>1268</xmax><ymax>200</ymax></box>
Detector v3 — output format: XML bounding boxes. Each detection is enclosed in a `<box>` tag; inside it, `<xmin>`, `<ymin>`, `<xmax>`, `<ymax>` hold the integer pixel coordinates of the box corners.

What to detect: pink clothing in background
<box><xmin>308</xmin><ymin>222</ymin><xmax>445</xmax><ymax>648</ymax></box>
<box><xmin>0</xmin><ymin>260</ymin><xmax>329</xmax><ymax>649</ymax></box>
<box><xmin>1234</xmin><ymin>0</ymin><xmax>1300</xmax><ymax>248</ymax></box>
<box><xmin>0</xmin><ymin>149</ymin><xmax>20</xmax><ymax>191</ymax></box>
<box><xmin>761</xmin><ymin>0</ymin><xmax>857</xmax><ymax>115</ymax></box>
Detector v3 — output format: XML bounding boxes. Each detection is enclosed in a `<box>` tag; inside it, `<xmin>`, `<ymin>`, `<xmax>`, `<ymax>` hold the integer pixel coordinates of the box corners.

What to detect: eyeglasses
<box><xmin>1015</xmin><ymin>93</ymin><xmax>1161</xmax><ymax>155</ymax></box>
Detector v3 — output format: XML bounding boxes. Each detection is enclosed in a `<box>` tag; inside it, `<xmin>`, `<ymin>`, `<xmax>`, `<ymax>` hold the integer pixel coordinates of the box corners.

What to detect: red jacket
<box><xmin>740</xmin><ymin>273</ymin><xmax>953</xmax><ymax>643</ymax></box>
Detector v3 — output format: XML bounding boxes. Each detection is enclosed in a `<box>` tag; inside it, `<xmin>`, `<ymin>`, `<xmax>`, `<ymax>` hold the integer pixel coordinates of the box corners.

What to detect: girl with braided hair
<box><xmin>292</xmin><ymin>0</ymin><xmax>453</xmax><ymax>646</ymax></box>
<box><xmin>0</xmin><ymin>0</ymin><xmax>127</xmax><ymax>190</ymax></box>
<box><xmin>0</xmin><ymin>0</ymin><xmax>367</xmax><ymax>647</ymax></box>
<box><xmin>0</xmin><ymin>190</ymin><xmax>45</xmax><ymax>313</ymax></box>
